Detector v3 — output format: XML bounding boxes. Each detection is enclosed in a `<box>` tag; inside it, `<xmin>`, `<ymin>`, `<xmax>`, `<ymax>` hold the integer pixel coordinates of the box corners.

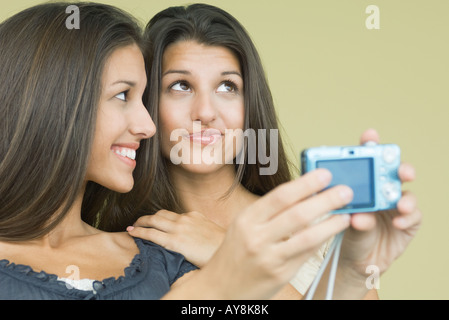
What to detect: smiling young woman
<box><xmin>0</xmin><ymin>2</ymin><xmax>195</xmax><ymax>299</ymax></box>
<box><xmin>86</xmin><ymin>43</ymin><xmax>154</xmax><ymax>193</ymax></box>
<box><xmin>0</xmin><ymin>2</ymin><xmax>156</xmax><ymax>241</ymax></box>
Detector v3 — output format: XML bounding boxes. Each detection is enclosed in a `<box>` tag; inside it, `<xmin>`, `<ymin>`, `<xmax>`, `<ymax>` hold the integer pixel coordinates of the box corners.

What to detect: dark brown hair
<box><xmin>141</xmin><ymin>4</ymin><xmax>295</xmax><ymax>214</ymax></box>
<box><xmin>0</xmin><ymin>2</ymin><xmax>150</xmax><ymax>239</ymax></box>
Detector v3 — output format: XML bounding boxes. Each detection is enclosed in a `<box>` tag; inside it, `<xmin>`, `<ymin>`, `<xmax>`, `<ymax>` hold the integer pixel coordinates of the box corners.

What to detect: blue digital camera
<box><xmin>301</xmin><ymin>143</ymin><xmax>401</xmax><ymax>214</ymax></box>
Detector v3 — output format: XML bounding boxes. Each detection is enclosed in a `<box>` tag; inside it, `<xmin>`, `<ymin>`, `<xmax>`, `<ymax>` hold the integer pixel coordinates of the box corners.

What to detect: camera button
<box><xmin>382</xmin><ymin>183</ymin><xmax>400</xmax><ymax>201</ymax></box>
<box><xmin>383</xmin><ymin>147</ymin><xmax>398</xmax><ymax>163</ymax></box>
<box><xmin>364</xmin><ymin>141</ymin><xmax>377</xmax><ymax>147</ymax></box>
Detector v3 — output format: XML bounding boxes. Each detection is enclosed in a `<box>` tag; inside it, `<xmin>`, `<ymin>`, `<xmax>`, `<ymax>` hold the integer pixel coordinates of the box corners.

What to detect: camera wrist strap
<box><xmin>304</xmin><ymin>230</ymin><xmax>345</xmax><ymax>300</ymax></box>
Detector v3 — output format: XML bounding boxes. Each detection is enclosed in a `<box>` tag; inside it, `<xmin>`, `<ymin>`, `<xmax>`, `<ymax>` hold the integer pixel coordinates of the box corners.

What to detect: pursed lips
<box><xmin>186</xmin><ymin>129</ymin><xmax>223</xmax><ymax>145</ymax></box>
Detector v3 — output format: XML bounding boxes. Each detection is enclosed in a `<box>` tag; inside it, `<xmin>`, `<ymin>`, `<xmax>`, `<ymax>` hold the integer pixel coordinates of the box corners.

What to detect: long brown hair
<box><xmin>0</xmin><ymin>2</ymin><xmax>150</xmax><ymax>239</ymax></box>
<box><xmin>142</xmin><ymin>4</ymin><xmax>295</xmax><ymax>214</ymax></box>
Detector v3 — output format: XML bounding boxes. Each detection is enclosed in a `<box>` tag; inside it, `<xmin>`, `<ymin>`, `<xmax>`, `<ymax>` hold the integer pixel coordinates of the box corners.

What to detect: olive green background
<box><xmin>1</xmin><ymin>0</ymin><xmax>448</xmax><ymax>299</ymax></box>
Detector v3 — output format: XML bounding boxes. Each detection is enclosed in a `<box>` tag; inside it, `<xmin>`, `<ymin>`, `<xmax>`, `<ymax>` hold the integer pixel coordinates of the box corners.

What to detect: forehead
<box><xmin>102</xmin><ymin>44</ymin><xmax>146</xmax><ymax>85</ymax></box>
<box><xmin>162</xmin><ymin>40</ymin><xmax>241</xmax><ymax>72</ymax></box>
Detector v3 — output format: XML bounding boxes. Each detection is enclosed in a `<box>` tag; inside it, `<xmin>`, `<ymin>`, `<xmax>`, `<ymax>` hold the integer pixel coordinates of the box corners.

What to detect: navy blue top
<box><xmin>0</xmin><ymin>238</ymin><xmax>197</xmax><ymax>300</ymax></box>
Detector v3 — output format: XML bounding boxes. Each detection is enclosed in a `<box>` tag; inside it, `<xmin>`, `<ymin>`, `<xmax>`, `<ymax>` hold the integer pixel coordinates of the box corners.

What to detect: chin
<box><xmin>108</xmin><ymin>180</ymin><xmax>135</xmax><ymax>193</ymax></box>
<box><xmin>178</xmin><ymin>162</ymin><xmax>229</xmax><ymax>175</ymax></box>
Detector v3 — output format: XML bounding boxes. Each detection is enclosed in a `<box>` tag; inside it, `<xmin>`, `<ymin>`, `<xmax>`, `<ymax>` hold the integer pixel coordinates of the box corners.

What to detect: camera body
<box><xmin>301</xmin><ymin>143</ymin><xmax>401</xmax><ymax>214</ymax></box>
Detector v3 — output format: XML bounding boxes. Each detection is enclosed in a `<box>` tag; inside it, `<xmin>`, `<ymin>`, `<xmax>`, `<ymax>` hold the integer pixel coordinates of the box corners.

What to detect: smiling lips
<box><xmin>111</xmin><ymin>143</ymin><xmax>139</xmax><ymax>168</ymax></box>
<box><xmin>113</xmin><ymin>147</ymin><xmax>136</xmax><ymax>160</ymax></box>
<box><xmin>187</xmin><ymin>129</ymin><xmax>223</xmax><ymax>145</ymax></box>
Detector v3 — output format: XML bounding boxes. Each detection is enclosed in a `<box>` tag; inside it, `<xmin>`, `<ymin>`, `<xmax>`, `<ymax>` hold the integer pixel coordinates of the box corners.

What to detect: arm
<box><xmin>161</xmin><ymin>169</ymin><xmax>353</xmax><ymax>299</ymax></box>
<box><xmin>131</xmin><ymin>211</ymin><xmax>303</xmax><ymax>299</ymax></box>
<box><xmin>159</xmin><ymin>129</ymin><xmax>421</xmax><ymax>300</ymax></box>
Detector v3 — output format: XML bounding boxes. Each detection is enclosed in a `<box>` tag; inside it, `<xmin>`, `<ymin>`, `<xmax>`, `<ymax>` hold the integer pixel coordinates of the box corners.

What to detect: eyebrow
<box><xmin>221</xmin><ymin>71</ymin><xmax>242</xmax><ymax>78</ymax></box>
<box><xmin>162</xmin><ymin>70</ymin><xmax>190</xmax><ymax>77</ymax></box>
<box><xmin>162</xmin><ymin>70</ymin><xmax>242</xmax><ymax>78</ymax></box>
<box><xmin>110</xmin><ymin>80</ymin><xmax>137</xmax><ymax>87</ymax></box>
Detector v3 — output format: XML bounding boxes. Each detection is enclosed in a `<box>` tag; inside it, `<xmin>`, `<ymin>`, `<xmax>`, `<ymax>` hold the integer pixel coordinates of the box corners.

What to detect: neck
<box><xmin>169</xmin><ymin>164</ymin><xmax>259</xmax><ymax>227</ymax></box>
<box><xmin>29</xmin><ymin>185</ymin><xmax>100</xmax><ymax>249</ymax></box>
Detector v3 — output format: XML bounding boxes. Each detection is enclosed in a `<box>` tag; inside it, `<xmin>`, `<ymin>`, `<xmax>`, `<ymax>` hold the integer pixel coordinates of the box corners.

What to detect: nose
<box><xmin>191</xmin><ymin>91</ymin><xmax>217</xmax><ymax>124</ymax></box>
<box><xmin>130</xmin><ymin>100</ymin><xmax>156</xmax><ymax>140</ymax></box>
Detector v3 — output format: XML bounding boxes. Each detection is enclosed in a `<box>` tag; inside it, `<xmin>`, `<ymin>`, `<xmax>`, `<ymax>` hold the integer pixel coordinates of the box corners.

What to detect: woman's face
<box><xmin>86</xmin><ymin>44</ymin><xmax>155</xmax><ymax>193</ymax></box>
<box><xmin>160</xmin><ymin>40</ymin><xmax>245</xmax><ymax>174</ymax></box>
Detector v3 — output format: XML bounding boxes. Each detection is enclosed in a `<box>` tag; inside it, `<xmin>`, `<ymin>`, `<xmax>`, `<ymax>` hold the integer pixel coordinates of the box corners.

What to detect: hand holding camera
<box><xmin>302</xmin><ymin>129</ymin><xmax>422</xmax><ymax>299</ymax></box>
<box><xmin>164</xmin><ymin>129</ymin><xmax>421</xmax><ymax>300</ymax></box>
<box><xmin>343</xmin><ymin>129</ymin><xmax>421</xmax><ymax>269</ymax></box>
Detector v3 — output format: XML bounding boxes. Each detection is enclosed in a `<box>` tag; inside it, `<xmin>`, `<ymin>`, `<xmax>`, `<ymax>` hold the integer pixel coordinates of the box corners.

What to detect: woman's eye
<box><xmin>171</xmin><ymin>81</ymin><xmax>190</xmax><ymax>92</ymax></box>
<box><xmin>115</xmin><ymin>91</ymin><xmax>127</xmax><ymax>101</ymax></box>
<box><xmin>217</xmin><ymin>81</ymin><xmax>237</xmax><ymax>93</ymax></box>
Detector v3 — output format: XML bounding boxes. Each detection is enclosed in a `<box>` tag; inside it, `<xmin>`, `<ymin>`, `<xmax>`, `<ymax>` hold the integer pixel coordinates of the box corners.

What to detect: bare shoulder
<box><xmin>100</xmin><ymin>231</ymin><xmax>139</xmax><ymax>254</ymax></box>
